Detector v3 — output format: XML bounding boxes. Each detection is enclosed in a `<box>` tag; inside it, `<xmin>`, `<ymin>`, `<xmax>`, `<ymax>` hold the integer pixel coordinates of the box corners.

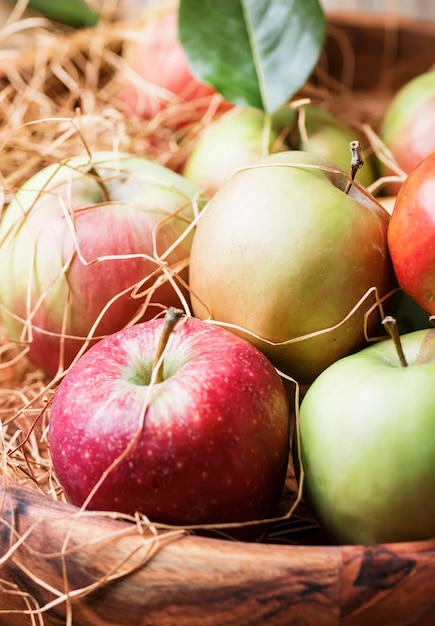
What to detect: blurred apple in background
<box><xmin>295</xmin><ymin>105</ymin><xmax>376</xmax><ymax>188</ymax></box>
<box><xmin>379</xmin><ymin>70</ymin><xmax>435</xmax><ymax>195</ymax></box>
<box><xmin>183</xmin><ymin>103</ymin><xmax>376</xmax><ymax>197</ymax></box>
<box><xmin>182</xmin><ymin>107</ymin><xmax>285</xmax><ymax>197</ymax></box>
<box><xmin>117</xmin><ymin>1</ymin><xmax>227</xmax><ymax>121</ymax></box>
<box><xmin>189</xmin><ymin>150</ymin><xmax>397</xmax><ymax>384</ymax></box>
<box><xmin>0</xmin><ymin>151</ymin><xmax>205</xmax><ymax>377</ymax></box>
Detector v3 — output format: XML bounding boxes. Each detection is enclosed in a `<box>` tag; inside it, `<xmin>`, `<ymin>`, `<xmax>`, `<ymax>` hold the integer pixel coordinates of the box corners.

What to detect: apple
<box><xmin>0</xmin><ymin>151</ymin><xmax>205</xmax><ymax>377</ymax></box>
<box><xmin>117</xmin><ymin>3</ymin><xmax>224</xmax><ymax>120</ymax></box>
<box><xmin>296</xmin><ymin>323</ymin><xmax>435</xmax><ymax>545</ymax></box>
<box><xmin>379</xmin><ymin>70</ymin><xmax>435</xmax><ymax>194</ymax></box>
<box><xmin>48</xmin><ymin>309</ymin><xmax>290</xmax><ymax>532</ymax></box>
<box><xmin>388</xmin><ymin>151</ymin><xmax>435</xmax><ymax>317</ymax></box>
<box><xmin>189</xmin><ymin>150</ymin><xmax>397</xmax><ymax>384</ymax></box>
<box><xmin>295</xmin><ymin>106</ymin><xmax>376</xmax><ymax>189</ymax></box>
<box><xmin>183</xmin><ymin>104</ymin><xmax>376</xmax><ymax>197</ymax></box>
<box><xmin>182</xmin><ymin>107</ymin><xmax>284</xmax><ymax>197</ymax></box>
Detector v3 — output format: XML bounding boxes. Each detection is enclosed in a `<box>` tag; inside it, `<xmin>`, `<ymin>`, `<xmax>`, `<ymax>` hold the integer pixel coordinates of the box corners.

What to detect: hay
<box><xmin>0</xmin><ymin>2</ymin><xmax>233</xmax><ymax>197</ymax></box>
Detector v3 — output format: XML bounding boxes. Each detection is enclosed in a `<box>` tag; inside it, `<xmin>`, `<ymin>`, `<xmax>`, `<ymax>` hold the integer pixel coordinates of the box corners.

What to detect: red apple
<box><xmin>379</xmin><ymin>70</ymin><xmax>435</xmax><ymax>194</ymax></box>
<box><xmin>48</xmin><ymin>310</ymin><xmax>290</xmax><ymax>531</ymax></box>
<box><xmin>0</xmin><ymin>151</ymin><xmax>205</xmax><ymax>377</ymax></box>
<box><xmin>388</xmin><ymin>151</ymin><xmax>435</xmax><ymax>316</ymax></box>
<box><xmin>117</xmin><ymin>4</ymin><xmax>223</xmax><ymax>120</ymax></box>
<box><xmin>189</xmin><ymin>150</ymin><xmax>397</xmax><ymax>384</ymax></box>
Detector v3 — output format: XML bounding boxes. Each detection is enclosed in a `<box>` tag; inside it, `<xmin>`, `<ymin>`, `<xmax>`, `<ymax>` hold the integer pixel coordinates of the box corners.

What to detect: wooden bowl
<box><xmin>1</xmin><ymin>11</ymin><xmax>435</xmax><ymax>626</ymax></box>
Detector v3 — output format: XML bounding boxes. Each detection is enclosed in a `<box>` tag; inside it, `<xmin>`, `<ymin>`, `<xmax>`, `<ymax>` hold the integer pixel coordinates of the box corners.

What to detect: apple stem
<box><xmin>382</xmin><ymin>315</ymin><xmax>408</xmax><ymax>367</ymax></box>
<box><xmin>152</xmin><ymin>307</ymin><xmax>184</xmax><ymax>384</ymax></box>
<box><xmin>87</xmin><ymin>166</ymin><xmax>110</xmax><ymax>202</ymax></box>
<box><xmin>344</xmin><ymin>140</ymin><xmax>364</xmax><ymax>194</ymax></box>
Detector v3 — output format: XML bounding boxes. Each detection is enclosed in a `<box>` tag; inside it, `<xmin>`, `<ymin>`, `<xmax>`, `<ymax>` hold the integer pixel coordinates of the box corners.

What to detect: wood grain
<box><xmin>341</xmin><ymin>542</ymin><xmax>435</xmax><ymax>625</ymax></box>
<box><xmin>1</xmin><ymin>481</ymin><xmax>435</xmax><ymax>626</ymax></box>
<box><xmin>0</xmin><ymin>481</ymin><xmax>341</xmax><ymax>626</ymax></box>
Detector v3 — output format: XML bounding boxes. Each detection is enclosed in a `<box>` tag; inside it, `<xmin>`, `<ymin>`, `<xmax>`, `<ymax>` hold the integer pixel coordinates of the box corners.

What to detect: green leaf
<box><xmin>178</xmin><ymin>0</ymin><xmax>326</xmax><ymax>113</ymax></box>
<box><xmin>6</xmin><ymin>0</ymin><xmax>100</xmax><ymax>28</ymax></box>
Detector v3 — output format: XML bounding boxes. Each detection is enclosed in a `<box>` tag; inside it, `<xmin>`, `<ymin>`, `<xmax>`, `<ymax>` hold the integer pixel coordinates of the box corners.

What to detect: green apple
<box><xmin>183</xmin><ymin>104</ymin><xmax>376</xmax><ymax>197</ymax></box>
<box><xmin>295</xmin><ymin>106</ymin><xmax>376</xmax><ymax>189</ymax></box>
<box><xmin>297</xmin><ymin>325</ymin><xmax>435</xmax><ymax>545</ymax></box>
<box><xmin>182</xmin><ymin>107</ymin><xmax>284</xmax><ymax>196</ymax></box>
<box><xmin>189</xmin><ymin>150</ymin><xmax>397</xmax><ymax>384</ymax></box>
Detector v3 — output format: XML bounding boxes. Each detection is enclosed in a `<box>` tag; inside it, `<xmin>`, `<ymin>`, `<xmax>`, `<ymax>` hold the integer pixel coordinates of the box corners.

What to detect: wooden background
<box><xmin>321</xmin><ymin>0</ymin><xmax>435</xmax><ymax>21</ymax></box>
<box><xmin>118</xmin><ymin>0</ymin><xmax>435</xmax><ymax>23</ymax></box>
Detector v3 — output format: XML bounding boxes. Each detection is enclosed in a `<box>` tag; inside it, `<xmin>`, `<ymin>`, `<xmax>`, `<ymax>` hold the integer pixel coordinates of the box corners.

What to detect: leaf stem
<box><xmin>152</xmin><ymin>308</ymin><xmax>184</xmax><ymax>384</ymax></box>
<box><xmin>382</xmin><ymin>315</ymin><xmax>408</xmax><ymax>367</ymax></box>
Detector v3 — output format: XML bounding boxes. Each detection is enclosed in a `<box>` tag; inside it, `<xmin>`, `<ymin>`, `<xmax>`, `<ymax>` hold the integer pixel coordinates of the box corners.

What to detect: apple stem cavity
<box><xmin>382</xmin><ymin>315</ymin><xmax>408</xmax><ymax>367</ymax></box>
<box><xmin>345</xmin><ymin>140</ymin><xmax>364</xmax><ymax>194</ymax></box>
<box><xmin>152</xmin><ymin>307</ymin><xmax>184</xmax><ymax>384</ymax></box>
<box><xmin>87</xmin><ymin>166</ymin><xmax>111</xmax><ymax>202</ymax></box>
